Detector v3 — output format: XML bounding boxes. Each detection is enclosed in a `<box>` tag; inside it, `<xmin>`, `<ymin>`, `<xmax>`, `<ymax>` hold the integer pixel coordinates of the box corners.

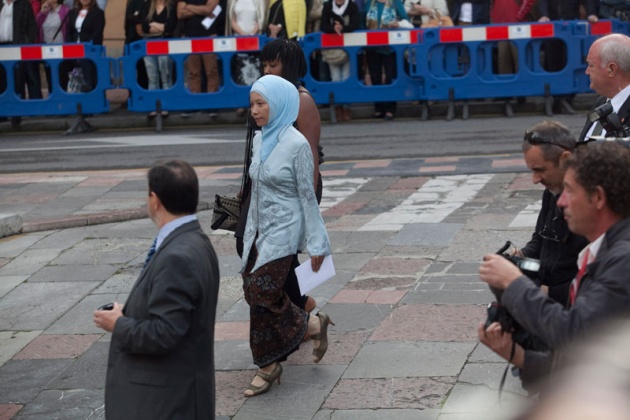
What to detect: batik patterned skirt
<box><xmin>242</xmin><ymin>247</ymin><xmax>309</xmax><ymax>367</ymax></box>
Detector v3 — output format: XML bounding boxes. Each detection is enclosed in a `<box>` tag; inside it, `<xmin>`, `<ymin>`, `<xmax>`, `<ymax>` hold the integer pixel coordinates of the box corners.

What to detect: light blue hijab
<box><xmin>250</xmin><ymin>75</ymin><xmax>300</xmax><ymax>162</ymax></box>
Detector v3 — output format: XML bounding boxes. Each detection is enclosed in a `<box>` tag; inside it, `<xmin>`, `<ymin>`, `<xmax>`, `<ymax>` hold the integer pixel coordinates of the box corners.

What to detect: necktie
<box><xmin>569</xmin><ymin>249</ymin><xmax>590</xmax><ymax>306</ymax></box>
<box><xmin>143</xmin><ymin>237</ymin><xmax>157</xmax><ymax>269</ymax></box>
<box><xmin>591</xmin><ymin>121</ymin><xmax>604</xmax><ymax>137</ymax></box>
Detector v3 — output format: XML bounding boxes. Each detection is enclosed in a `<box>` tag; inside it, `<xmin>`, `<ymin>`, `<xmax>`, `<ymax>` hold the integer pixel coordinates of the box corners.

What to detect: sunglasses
<box><xmin>524</xmin><ymin>131</ymin><xmax>572</xmax><ymax>151</ymax></box>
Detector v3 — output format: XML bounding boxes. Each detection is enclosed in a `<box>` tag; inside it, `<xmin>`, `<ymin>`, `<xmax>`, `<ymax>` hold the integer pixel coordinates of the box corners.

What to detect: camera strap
<box><xmin>497</xmin><ymin>341</ymin><xmax>516</xmax><ymax>404</ymax></box>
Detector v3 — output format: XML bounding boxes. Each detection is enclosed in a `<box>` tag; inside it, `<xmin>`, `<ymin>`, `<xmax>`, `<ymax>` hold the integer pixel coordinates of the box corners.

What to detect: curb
<box><xmin>0</xmin><ymin>214</ymin><xmax>22</xmax><ymax>239</ymax></box>
<box><xmin>16</xmin><ymin>202</ymin><xmax>211</xmax><ymax>235</ymax></box>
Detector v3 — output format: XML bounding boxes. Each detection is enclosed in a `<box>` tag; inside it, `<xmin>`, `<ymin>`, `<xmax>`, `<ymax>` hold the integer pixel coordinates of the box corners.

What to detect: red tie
<box><xmin>569</xmin><ymin>249</ymin><xmax>590</xmax><ymax>306</ymax></box>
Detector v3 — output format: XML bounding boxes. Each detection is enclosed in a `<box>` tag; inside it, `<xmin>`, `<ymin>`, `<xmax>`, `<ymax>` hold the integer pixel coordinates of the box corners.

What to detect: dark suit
<box><xmin>105</xmin><ymin>220</ymin><xmax>220</xmax><ymax>420</ymax></box>
<box><xmin>579</xmin><ymin>95</ymin><xmax>630</xmax><ymax>141</ymax></box>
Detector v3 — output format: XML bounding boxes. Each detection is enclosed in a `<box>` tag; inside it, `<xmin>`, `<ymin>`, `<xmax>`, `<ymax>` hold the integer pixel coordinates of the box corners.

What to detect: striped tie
<box><xmin>143</xmin><ymin>237</ymin><xmax>157</xmax><ymax>269</ymax></box>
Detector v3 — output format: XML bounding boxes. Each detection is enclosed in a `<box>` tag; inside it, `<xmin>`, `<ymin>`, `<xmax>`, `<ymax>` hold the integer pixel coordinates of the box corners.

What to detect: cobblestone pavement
<box><xmin>0</xmin><ymin>156</ymin><xmax>544</xmax><ymax>419</ymax></box>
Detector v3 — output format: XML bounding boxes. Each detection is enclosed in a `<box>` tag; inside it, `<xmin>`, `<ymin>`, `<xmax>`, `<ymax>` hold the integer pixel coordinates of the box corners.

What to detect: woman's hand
<box><xmin>268</xmin><ymin>23</ymin><xmax>282</xmax><ymax>37</ymax></box>
<box><xmin>311</xmin><ymin>255</ymin><xmax>324</xmax><ymax>273</ymax></box>
<box><xmin>387</xmin><ymin>21</ymin><xmax>400</xmax><ymax>29</ymax></box>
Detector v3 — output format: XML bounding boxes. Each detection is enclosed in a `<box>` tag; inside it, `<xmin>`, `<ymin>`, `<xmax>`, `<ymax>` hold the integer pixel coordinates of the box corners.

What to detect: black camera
<box><xmin>483</xmin><ymin>241</ymin><xmax>542</xmax><ymax>349</ymax></box>
<box><xmin>496</xmin><ymin>241</ymin><xmax>540</xmax><ymax>279</ymax></box>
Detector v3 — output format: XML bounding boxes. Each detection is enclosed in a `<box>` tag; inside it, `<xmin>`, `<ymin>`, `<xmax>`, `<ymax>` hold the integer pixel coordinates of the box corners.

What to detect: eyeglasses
<box><xmin>524</xmin><ymin>131</ymin><xmax>572</xmax><ymax>151</ymax></box>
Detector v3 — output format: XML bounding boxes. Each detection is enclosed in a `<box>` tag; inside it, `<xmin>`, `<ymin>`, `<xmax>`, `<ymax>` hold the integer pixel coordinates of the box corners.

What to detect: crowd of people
<box><xmin>4</xmin><ymin>0</ymin><xmax>628</xmax><ymax>126</ymax></box>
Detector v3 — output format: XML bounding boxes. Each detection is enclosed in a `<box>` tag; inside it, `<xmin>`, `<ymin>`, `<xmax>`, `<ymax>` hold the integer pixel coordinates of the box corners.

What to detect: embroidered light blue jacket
<box><xmin>241</xmin><ymin>126</ymin><xmax>331</xmax><ymax>273</ymax></box>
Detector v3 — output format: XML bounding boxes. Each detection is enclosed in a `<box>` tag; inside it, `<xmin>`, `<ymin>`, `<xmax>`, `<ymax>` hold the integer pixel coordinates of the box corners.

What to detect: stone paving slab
<box><xmin>13</xmin><ymin>334</ymin><xmax>102</xmax><ymax>360</ymax></box>
<box><xmin>0</xmin><ymin>331</ymin><xmax>41</xmax><ymax>367</ymax></box>
<box><xmin>0</xmin><ymin>282</ymin><xmax>99</xmax><ymax>331</ymax></box>
<box><xmin>232</xmin><ymin>365</ymin><xmax>345</xmax><ymax>420</ymax></box>
<box><xmin>45</xmin><ymin>293</ymin><xmax>128</xmax><ymax>335</ymax></box>
<box><xmin>0</xmin><ymin>359</ymin><xmax>74</xmax><ymax>404</ymax></box>
<box><xmin>343</xmin><ymin>341</ymin><xmax>475</xmax><ymax>378</ymax></box>
<box><xmin>27</xmin><ymin>265</ymin><xmax>119</xmax><ymax>283</ymax></box>
<box><xmin>314</xmin><ymin>409</ymin><xmax>441</xmax><ymax>420</ymax></box>
<box><xmin>370</xmin><ymin>304</ymin><xmax>485</xmax><ymax>342</ymax></box>
<box><xmin>47</xmin><ymin>341</ymin><xmax>109</xmax><ymax>390</ymax></box>
<box><xmin>12</xmin><ymin>389</ymin><xmax>105</xmax><ymax>420</ymax></box>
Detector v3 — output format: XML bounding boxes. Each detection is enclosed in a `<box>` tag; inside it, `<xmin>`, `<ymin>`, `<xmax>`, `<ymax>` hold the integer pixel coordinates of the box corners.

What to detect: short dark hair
<box><xmin>522</xmin><ymin>120</ymin><xmax>577</xmax><ymax>163</ymax></box>
<box><xmin>147</xmin><ymin>160</ymin><xmax>199</xmax><ymax>215</ymax></box>
<box><xmin>564</xmin><ymin>142</ymin><xmax>630</xmax><ymax>218</ymax></box>
<box><xmin>260</xmin><ymin>39</ymin><xmax>307</xmax><ymax>87</ymax></box>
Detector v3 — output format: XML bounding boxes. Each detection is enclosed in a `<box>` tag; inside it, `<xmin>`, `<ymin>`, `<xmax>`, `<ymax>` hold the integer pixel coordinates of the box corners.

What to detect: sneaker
<box><xmin>208</xmin><ymin>112</ymin><xmax>218</xmax><ymax>118</ymax></box>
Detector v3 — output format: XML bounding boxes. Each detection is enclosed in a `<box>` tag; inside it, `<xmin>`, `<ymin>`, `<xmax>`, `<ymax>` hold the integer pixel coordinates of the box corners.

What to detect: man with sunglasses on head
<box><xmin>516</xmin><ymin>121</ymin><xmax>589</xmax><ymax>303</ymax></box>
<box><xmin>579</xmin><ymin>33</ymin><xmax>630</xmax><ymax>141</ymax></box>
<box><xmin>478</xmin><ymin>121</ymin><xmax>587</xmax><ymax>392</ymax></box>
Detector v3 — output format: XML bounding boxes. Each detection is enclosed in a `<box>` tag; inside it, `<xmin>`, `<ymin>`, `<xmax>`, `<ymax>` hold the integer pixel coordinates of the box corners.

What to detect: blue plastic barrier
<box><xmin>0</xmin><ymin>43</ymin><xmax>113</xmax><ymax>127</ymax></box>
<box><xmin>119</xmin><ymin>36</ymin><xmax>268</xmax><ymax>118</ymax></box>
<box><xmin>300</xmin><ymin>30</ymin><xmax>425</xmax><ymax>107</ymax></box>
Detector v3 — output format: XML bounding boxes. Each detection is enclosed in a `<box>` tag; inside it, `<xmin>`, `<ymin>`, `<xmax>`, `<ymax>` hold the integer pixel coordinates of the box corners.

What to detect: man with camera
<box><xmin>479</xmin><ymin>141</ymin><xmax>630</xmax><ymax>392</ymax></box>
<box><xmin>478</xmin><ymin>121</ymin><xmax>587</xmax><ymax>390</ymax></box>
<box><xmin>579</xmin><ymin>33</ymin><xmax>630</xmax><ymax>141</ymax></box>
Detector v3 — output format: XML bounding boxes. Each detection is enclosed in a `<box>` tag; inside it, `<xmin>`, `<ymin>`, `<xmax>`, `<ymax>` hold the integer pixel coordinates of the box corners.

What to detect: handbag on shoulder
<box><xmin>210</xmin><ymin>194</ymin><xmax>241</xmax><ymax>231</ymax></box>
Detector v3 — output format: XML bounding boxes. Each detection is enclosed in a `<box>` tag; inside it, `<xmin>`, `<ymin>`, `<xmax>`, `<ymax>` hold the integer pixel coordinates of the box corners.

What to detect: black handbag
<box><xmin>210</xmin><ymin>194</ymin><xmax>241</xmax><ymax>231</ymax></box>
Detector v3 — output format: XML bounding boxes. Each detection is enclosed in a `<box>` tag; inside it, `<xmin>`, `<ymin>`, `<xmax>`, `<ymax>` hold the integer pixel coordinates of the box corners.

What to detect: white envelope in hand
<box><xmin>296</xmin><ymin>255</ymin><xmax>335</xmax><ymax>296</ymax></box>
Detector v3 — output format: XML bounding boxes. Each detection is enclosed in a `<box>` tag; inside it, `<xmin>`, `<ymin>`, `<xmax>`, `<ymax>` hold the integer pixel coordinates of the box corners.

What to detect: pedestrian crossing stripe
<box><xmin>359</xmin><ymin>174</ymin><xmax>494</xmax><ymax>231</ymax></box>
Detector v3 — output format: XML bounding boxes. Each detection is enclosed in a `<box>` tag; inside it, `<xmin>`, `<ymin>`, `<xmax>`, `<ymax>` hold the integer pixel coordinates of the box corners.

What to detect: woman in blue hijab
<box><xmin>240</xmin><ymin>75</ymin><xmax>333</xmax><ymax>397</ymax></box>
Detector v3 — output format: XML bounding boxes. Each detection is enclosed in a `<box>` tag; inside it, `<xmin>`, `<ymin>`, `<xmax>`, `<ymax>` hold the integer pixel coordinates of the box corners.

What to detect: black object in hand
<box><xmin>97</xmin><ymin>303</ymin><xmax>114</xmax><ymax>311</ymax></box>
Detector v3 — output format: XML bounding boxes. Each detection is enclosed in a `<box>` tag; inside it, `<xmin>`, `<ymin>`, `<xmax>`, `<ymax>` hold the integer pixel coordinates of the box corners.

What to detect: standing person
<box><xmin>66</xmin><ymin>0</ymin><xmax>105</xmax><ymax>91</ymax></box>
<box><xmin>320</xmin><ymin>0</ymin><xmax>360</xmax><ymax>121</ymax></box>
<box><xmin>490</xmin><ymin>0</ymin><xmax>533</xmax><ymax>116</ymax></box>
<box><xmin>225</xmin><ymin>0</ymin><xmax>267</xmax><ymax>115</ymax></box>
<box><xmin>140</xmin><ymin>0</ymin><xmax>177</xmax><ymax>118</ymax></box>
<box><xmin>241</xmin><ymin>74</ymin><xmax>333</xmax><ymax>397</ymax></box>
<box><xmin>537</xmin><ymin>0</ymin><xmax>598</xmax><ymax>115</ymax></box>
<box><xmin>125</xmin><ymin>0</ymin><xmax>150</xmax><ymax>90</ymax></box>
<box><xmin>579</xmin><ymin>33</ymin><xmax>630</xmax><ymax>141</ymax></box>
<box><xmin>94</xmin><ymin>159</ymin><xmax>220</xmax><ymax>419</ymax></box>
<box><xmin>478</xmin><ymin>141</ymin><xmax>630</xmax><ymax>392</ymax></box>
<box><xmin>36</xmin><ymin>0</ymin><xmax>70</xmax><ymax>94</ymax></box>
<box><xmin>364</xmin><ymin>0</ymin><xmax>409</xmax><ymax>121</ymax></box>
<box><xmin>177</xmin><ymin>0</ymin><xmax>225</xmax><ymax>97</ymax></box>
<box><xmin>235</xmin><ymin>38</ymin><xmax>323</xmax><ymax>314</ymax></box>
<box><xmin>266</xmin><ymin>0</ymin><xmax>306</xmax><ymax>39</ymax></box>
<box><xmin>0</xmin><ymin>0</ymin><xmax>41</xmax><ymax>128</ymax></box>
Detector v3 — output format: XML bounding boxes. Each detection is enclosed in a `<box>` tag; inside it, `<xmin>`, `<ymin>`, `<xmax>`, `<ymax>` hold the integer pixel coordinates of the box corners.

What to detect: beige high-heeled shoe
<box><xmin>244</xmin><ymin>363</ymin><xmax>282</xmax><ymax>397</ymax></box>
<box><xmin>311</xmin><ymin>312</ymin><xmax>335</xmax><ymax>363</ymax></box>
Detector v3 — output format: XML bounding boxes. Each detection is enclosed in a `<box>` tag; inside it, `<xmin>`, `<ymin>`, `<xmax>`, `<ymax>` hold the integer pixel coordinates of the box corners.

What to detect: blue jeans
<box><xmin>143</xmin><ymin>55</ymin><xmax>173</xmax><ymax>90</ymax></box>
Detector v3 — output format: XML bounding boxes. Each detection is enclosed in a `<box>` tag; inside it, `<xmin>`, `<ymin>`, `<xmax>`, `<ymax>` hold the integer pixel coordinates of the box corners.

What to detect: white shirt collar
<box><xmin>155</xmin><ymin>214</ymin><xmax>197</xmax><ymax>250</ymax></box>
<box><xmin>577</xmin><ymin>232</ymin><xmax>605</xmax><ymax>268</ymax></box>
<box><xmin>610</xmin><ymin>84</ymin><xmax>630</xmax><ymax>114</ymax></box>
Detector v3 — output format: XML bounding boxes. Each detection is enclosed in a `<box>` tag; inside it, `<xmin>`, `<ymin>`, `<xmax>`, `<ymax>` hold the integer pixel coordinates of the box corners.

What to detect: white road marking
<box><xmin>359</xmin><ymin>174</ymin><xmax>494</xmax><ymax>231</ymax></box>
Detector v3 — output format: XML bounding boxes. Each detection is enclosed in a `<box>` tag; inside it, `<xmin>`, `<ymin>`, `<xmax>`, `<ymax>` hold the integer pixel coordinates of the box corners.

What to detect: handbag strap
<box><xmin>240</xmin><ymin>116</ymin><xmax>256</xmax><ymax>207</ymax></box>
<box><xmin>53</xmin><ymin>10</ymin><xmax>71</xmax><ymax>42</ymax></box>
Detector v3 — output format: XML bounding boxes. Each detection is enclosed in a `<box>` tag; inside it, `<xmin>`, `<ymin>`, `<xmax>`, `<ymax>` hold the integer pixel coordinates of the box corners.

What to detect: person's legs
<box><xmin>157</xmin><ymin>55</ymin><xmax>173</xmax><ymax>89</ymax></box>
<box><xmin>366</xmin><ymin>49</ymin><xmax>385</xmax><ymax>116</ymax></box>
<box><xmin>186</xmin><ymin>54</ymin><xmax>202</xmax><ymax>93</ymax></box>
<box><xmin>329</xmin><ymin>63</ymin><xmax>342</xmax><ymax>82</ymax></box>
<box><xmin>201</xmin><ymin>53</ymin><xmax>219</xmax><ymax>92</ymax></box>
<box><xmin>25</xmin><ymin>61</ymin><xmax>42</xmax><ymax>99</ymax></box>
<box><xmin>143</xmin><ymin>56</ymin><xmax>160</xmax><ymax>90</ymax></box>
<box><xmin>382</xmin><ymin>52</ymin><xmax>397</xmax><ymax>115</ymax></box>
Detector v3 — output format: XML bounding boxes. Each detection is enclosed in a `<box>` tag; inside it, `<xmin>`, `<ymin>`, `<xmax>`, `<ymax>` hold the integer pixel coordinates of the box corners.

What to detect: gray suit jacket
<box><xmin>105</xmin><ymin>220</ymin><xmax>220</xmax><ymax>419</ymax></box>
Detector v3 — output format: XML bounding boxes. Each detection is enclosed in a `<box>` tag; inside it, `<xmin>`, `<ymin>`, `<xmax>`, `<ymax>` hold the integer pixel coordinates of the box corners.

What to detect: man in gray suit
<box><xmin>93</xmin><ymin>159</ymin><xmax>220</xmax><ymax>419</ymax></box>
